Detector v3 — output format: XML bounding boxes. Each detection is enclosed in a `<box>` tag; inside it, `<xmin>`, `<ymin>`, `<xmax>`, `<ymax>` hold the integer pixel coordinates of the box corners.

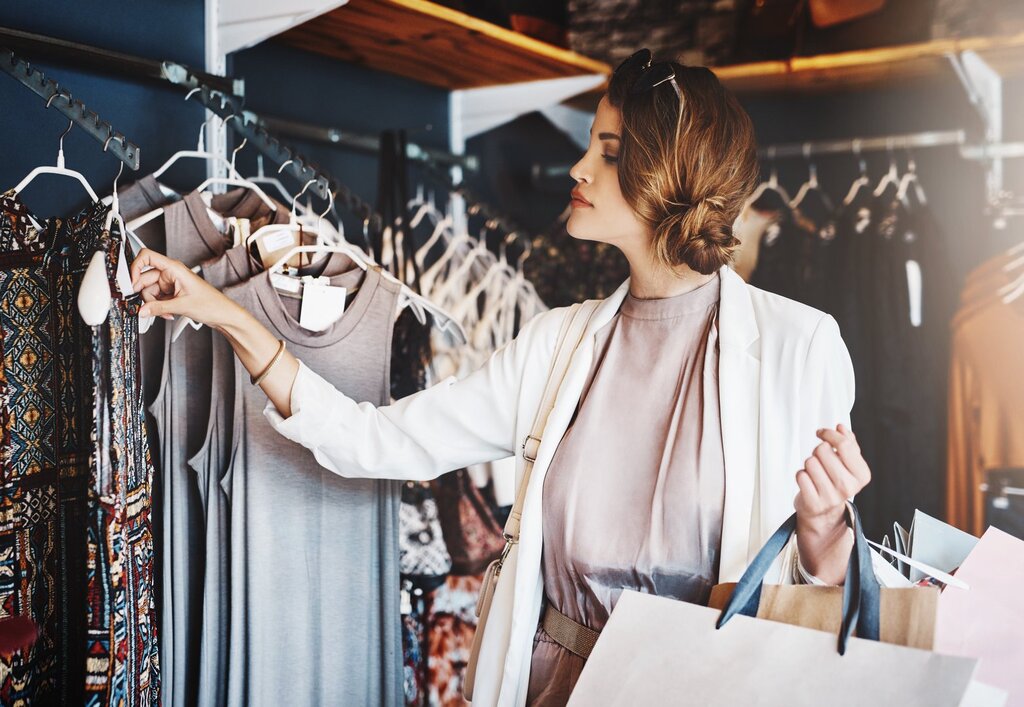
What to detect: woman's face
<box><xmin>567</xmin><ymin>96</ymin><xmax>650</xmax><ymax>252</ymax></box>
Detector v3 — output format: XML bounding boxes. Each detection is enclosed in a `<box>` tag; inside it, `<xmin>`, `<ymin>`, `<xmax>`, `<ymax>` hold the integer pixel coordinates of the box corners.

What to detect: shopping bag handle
<box><xmin>715</xmin><ymin>502</ymin><xmax>880</xmax><ymax>654</ymax></box>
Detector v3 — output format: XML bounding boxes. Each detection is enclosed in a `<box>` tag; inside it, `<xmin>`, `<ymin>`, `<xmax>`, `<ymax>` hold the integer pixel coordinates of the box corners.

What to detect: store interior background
<box><xmin>2</xmin><ymin>0</ymin><xmax>1022</xmax><ymax>560</ymax></box>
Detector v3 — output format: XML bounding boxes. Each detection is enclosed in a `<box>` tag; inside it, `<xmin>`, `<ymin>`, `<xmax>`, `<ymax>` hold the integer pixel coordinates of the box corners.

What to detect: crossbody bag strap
<box><xmin>503</xmin><ymin>299</ymin><xmax>599</xmax><ymax>545</ymax></box>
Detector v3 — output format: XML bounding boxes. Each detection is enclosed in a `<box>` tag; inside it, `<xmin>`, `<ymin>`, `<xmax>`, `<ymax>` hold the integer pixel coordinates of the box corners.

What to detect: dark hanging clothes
<box><xmin>747</xmin><ymin>185</ymin><xmax>955</xmax><ymax>540</ymax></box>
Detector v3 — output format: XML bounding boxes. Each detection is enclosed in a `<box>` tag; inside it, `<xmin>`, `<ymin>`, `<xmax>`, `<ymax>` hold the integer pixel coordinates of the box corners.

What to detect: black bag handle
<box><xmin>716</xmin><ymin>502</ymin><xmax>880</xmax><ymax>654</ymax></box>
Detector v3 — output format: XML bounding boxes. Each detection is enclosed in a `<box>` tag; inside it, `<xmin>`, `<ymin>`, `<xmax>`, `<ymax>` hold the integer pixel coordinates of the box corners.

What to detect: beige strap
<box><xmin>503</xmin><ymin>300</ymin><xmax>599</xmax><ymax>545</ymax></box>
<box><xmin>542</xmin><ymin>602</ymin><xmax>600</xmax><ymax>660</ymax></box>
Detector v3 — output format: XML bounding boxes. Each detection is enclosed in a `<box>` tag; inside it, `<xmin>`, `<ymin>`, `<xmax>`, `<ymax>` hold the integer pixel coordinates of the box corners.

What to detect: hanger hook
<box><xmin>767</xmin><ymin>145</ymin><xmax>779</xmax><ymax>185</ymax></box>
<box><xmin>257</xmin><ymin>153</ymin><xmax>266</xmax><ymax>178</ymax></box>
<box><xmin>292</xmin><ymin>178</ymin><xmax>316</xmax><ymax>217</ymax></box>
<box><xmin>278</xmin><ymin>158</ymin><xmax>294</xmax><ymax>175</ymax></box>
<box><xmin>904</xmin><ymin>145</ymin><xmax>916</xmax><ymax>174</ymax></box>
<box><xmin>59</xmin><ymin>118</ymin><xmax>73</xmax><ymax>147</ymax></box>
<box><xmin>185</xmin><ymin>87</ymin><xmax>201</xmax><ymax>102</ymax></box>
<box><xmin>45</xmin><ymin>90</ymin><xmax>67</xmax><ymax>109</ymax></box>
<box><xmin>516</xmin><ymin>235</ymin><xmax>533</xmax><ymax>271</ymax></box>
<box><xmin>852</xmin><ymin>138</ymin><xmax>867</xmax><ymax>177</ymax></box>
<box><xmin>230</xmin><ymin>132</ymin><xmax>248</xmax><ymax>173</ymax></box>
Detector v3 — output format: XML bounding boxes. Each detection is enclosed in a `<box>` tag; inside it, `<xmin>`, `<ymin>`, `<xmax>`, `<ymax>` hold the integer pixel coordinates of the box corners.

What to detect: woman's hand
<box><xmin>130</xmin><ymin>248</ymin><xmax>300</xmax><ymax>417</ymax></box>
<box><xmin>794</xmin><ymin>424</ymin><xmax>872</xmax><ymax>584</ymax></box>
<box><xmin>130</xmin><ymin>248</ymin><xmax>239</xmax><ymax>329</ymax></box>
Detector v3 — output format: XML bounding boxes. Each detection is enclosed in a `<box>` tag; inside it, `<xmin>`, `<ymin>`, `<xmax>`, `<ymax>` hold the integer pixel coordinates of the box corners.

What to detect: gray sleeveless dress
<box><xmin>527</xmin><ymin>273</ymin><xmax>726</xmax><ymax>706</ymax></box>
<box><xmin>221</xmin><ymin>261</ymin><xmax>404</xmax><ymax>707</ymax></box>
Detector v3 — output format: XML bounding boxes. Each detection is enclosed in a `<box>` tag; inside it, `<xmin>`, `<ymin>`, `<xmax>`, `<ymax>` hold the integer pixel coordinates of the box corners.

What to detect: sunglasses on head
<box><xmin>614</xmin><ymin>48</ymin><xmax>682</xmax><ymax>98</ymax></box>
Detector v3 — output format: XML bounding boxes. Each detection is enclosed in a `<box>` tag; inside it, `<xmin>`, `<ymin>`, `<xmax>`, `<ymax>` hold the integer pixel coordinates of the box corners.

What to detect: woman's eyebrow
<box><xmin>598</xmin><ymin>132</ymin><xmax>621</xmax><ymax>141</ymax></box>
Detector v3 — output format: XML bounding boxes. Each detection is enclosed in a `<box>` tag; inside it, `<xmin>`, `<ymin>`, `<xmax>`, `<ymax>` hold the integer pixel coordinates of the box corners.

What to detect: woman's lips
<box><xmin>571</xmin><ymin>191</ymin><xmax>593</xmax><ymax>208</ymax></box>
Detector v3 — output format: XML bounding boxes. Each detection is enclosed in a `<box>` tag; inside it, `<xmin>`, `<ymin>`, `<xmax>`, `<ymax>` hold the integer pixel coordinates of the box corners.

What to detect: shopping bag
<box><xmin>935</xmin><ymin>527</ymin><xmax>1024</xmax><ymax>707</ymax></box>
<box><xmin>707</xmin><ymin>582</ymin><xmax>938</xmax><ymax>649</ymax></box>
<box><xmin>708</xmin><ymin>505</ymin><xmax>941</xmax><ymax>650</ymax></box>
<box><xmin>568</xmin><ymin>504</ymin><xmax>979</xmax><ymax>706</ymax></box>
<box><xmin>567</xmin><ymin>591</ymin><xmax>978</xmax><ymax>707</ymax></box>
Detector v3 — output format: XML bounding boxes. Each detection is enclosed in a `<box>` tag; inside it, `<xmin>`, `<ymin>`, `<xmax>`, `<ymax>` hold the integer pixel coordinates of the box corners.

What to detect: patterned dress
<box><xmin>0</xmin><ymin>191</ymin><xmax>159</xmax><ymax>706</ymax></box>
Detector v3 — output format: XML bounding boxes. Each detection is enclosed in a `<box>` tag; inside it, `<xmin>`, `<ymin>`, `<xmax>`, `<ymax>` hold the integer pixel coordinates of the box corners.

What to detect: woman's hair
<box><xmin>606</xmin><ymin>61</ymin><xmax>759</xmax><ymax>275</ymax></box>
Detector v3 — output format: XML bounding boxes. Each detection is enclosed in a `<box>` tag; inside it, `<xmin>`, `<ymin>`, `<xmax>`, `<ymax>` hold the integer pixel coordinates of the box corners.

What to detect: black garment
<box><xmin>749</xmin><ymin>208</ymin><xmax>804</xmax><ymax>302</ymax></box>
<box><xmin>858</xmin><ymin>194</ymin><xmax>953</xmax><ymax>538</ymax></box>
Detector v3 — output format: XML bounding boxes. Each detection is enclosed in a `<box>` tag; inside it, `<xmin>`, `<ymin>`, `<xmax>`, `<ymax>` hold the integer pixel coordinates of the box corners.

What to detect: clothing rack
<box><xmin>260</xmin><ymin>115</ymin><xmax>479</xmax><ymax>173</ymax></box>
<box><xmin>756</xmin><ymin>129</ymin><xmax>968</xmax><ymax>160</ymax></box>
<box><xmin>249</xmin><ymin>108</ymin><xmax>534</xmax><ymax>252</ymax></box>
<box><xmin>0</xmin><ymin>26</ymin><xmax>240</xmax><ymax>96</ymax></box>
<box><xmin>0</xmin><ymin>48</ymin><xmax>141</xmax><ymax>170</ymax></box>
<box><xmin>3</xmin><ymin>27</ymin><xmax>534</xmax><ymax>254</ymax></box>
<box><xmin>187</xmin><ymin>86</ymin><xmax>335</xmax><ymax>203</ymax></box>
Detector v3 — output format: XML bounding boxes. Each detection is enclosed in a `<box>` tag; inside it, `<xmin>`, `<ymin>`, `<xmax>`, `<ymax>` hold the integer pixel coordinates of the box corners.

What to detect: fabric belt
<box><xmin>541</xmin><ymin>601</ymin><xmax>601</xmax><ymax>660</ymax></box>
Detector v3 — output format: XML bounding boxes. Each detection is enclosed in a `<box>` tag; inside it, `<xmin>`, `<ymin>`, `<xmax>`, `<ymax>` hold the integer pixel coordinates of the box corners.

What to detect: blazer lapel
<box><xmin>717</xmin><ymin>266</ymin><xmax>762</xmax><ymax>582</ymax></box>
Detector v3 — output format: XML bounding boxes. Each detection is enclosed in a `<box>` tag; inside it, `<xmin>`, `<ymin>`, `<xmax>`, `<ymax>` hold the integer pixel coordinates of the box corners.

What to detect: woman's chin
<box><xmin>566</xmin><ymin>215</ymin><xmax>597</xmax><ymax>242</ymax></box>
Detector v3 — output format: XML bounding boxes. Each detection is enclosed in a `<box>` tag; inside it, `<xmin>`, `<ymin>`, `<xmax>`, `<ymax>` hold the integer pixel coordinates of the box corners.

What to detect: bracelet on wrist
<box><xmin>251</xmin><ymin>339</ymin><xmax>287</xmax><ymax>387</ymax></box>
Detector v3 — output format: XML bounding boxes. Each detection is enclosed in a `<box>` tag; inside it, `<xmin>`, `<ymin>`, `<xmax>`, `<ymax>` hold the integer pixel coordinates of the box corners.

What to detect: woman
<box><xmin>130</xmin><ymin>50</ymin><xmax>871</xmax><ymax>706</ymax></box>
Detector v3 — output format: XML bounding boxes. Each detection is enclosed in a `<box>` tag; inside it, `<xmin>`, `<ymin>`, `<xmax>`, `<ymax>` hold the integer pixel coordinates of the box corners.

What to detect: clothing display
<box><xmin>747</xmin><ymin>178</ymin><xmax>954</xmax><ymax>540</ymax></box>
<box><xmin>0</xmin><ymin>192</ymin><xmax>158</xmax><ymax>705</ymax></box>
<box><xmin>528</xmin><ymin>274</ymin><xmax>725</xmax><ymax>706</ymax></box>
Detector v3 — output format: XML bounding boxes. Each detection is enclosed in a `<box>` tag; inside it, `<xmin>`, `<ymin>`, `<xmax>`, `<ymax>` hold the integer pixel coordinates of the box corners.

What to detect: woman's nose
<box><xmin>569</xmin><ymin>158</ymin><xmax>590</xmax><ymax>184</ymax></box>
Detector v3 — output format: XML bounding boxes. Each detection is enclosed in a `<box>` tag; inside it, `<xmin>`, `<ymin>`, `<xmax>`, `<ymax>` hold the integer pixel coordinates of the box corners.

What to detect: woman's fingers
<box><xmin>812</xmin><ymin>442</ymin><xmax>858</xmax><ymax>498</ymax></box>
<box><xmin>130</xmin><ymin>248</ymin><xmax>176</xmax><ymax>282</ymax></box>
<box><xmin>795</xmin><ymin>468</ymin><xmax>819</xmax><ymax>508</ymax></box>
<box><xmin>131</xmin><ymin>268</ymin><xmax>163</xmax><ymax>294</ymax></box>
<box><xmin>817</xmin><ymin>426</ymin><xmax>871</xmax><ymax>487</ymax></box>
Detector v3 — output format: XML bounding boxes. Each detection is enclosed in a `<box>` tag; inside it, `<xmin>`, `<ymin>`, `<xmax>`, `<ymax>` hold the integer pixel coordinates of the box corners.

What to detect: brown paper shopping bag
<box><xmin>708</xmin><ymin>583</ymin><xmax>939</xmax><ymax>650</ymax></box>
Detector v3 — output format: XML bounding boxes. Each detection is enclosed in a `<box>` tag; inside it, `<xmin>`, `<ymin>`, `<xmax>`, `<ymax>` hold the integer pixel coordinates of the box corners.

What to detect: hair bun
<box><xmin>666</xmin><ymin>196</ymin><xmax>740</xmax><ymax>275</ymax></box>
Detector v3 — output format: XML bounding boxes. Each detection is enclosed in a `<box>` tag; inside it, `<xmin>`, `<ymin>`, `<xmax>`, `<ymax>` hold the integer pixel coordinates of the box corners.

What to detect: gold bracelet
<box><xmin>251</xmin><ymin>339</ymin><xmax>287</xmax><ymax>387</ymax></box>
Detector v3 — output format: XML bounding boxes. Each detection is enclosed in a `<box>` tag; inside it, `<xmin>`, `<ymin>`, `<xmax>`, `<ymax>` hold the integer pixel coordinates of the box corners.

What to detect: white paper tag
<box><xmin>906</xmin><ymin>259</ymin><xmax>922</xmax><ymax>328</ymax></box>
<box><xmin>264</xmin><ymin>230</ymin><xmax>295</xmax><ymax>253</ymax></box>
<box><xmin>270</xmin><ymin>272</ymin><xmax>301</xmax><ymax>294</ymax></box>
<box><xmin>299</xmin><ymin>281</ymin><xmax>347</xmax><ymax>332</ymax></box>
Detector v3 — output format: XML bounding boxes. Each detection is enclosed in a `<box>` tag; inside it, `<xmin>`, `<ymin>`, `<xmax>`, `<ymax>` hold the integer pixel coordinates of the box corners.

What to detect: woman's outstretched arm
<box><xmin>131</xmin><ymin>248</ymin><xmax>300</xmax><ymax>417</ymax></box>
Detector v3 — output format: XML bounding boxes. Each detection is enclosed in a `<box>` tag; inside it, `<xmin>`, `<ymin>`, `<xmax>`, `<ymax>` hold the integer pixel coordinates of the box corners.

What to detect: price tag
<box><xmin>299</xmin><ymin>279</ymin><xmax>347</xmax><ymax>332</ymax></box>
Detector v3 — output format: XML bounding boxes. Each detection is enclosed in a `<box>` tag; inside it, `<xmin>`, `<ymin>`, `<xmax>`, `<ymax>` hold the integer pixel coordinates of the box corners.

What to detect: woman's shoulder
<box><xmin>742</xmin><ymin>280</ymin><xmax>841</xmax><ymax>345</ymax></box>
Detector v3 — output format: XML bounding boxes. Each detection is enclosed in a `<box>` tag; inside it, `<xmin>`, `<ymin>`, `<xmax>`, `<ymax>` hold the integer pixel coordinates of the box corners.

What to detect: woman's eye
<box><xmin>602</xmin><ymin>154</ymin><xmax>618</xmax><ymax>164</ymax></box>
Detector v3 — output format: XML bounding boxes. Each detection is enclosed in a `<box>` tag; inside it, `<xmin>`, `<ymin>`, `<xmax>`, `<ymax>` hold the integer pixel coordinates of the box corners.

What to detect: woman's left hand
<box><xmin>794</xmin><ymin>424</ymin><xmax>872</xmax><ymax>583</ymax></box>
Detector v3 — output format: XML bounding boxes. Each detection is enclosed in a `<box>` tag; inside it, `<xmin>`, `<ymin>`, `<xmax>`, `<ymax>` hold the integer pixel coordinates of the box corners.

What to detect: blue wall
<box><xmin>229</xmin><ymin>41</ymin><xmax>451</xmax><ymax>232</ymax></box>
<box><xmin>0</xmin><ymin>1</ymin><xmax>210</xmax><ymax>216</ymax></box>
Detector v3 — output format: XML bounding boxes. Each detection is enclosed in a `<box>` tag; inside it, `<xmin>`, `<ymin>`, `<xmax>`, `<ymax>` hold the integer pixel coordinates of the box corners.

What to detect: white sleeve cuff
<box><xmin>262</xmin><ymin>360</ymin><xmax>336</xmax><ymax>446</ymax></box>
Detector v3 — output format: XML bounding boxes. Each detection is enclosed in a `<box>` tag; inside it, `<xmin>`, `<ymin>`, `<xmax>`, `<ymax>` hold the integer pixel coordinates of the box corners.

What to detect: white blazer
<box><xmin>264</xmin><ymin>265</ymin><xmax>856</xmax><ymax>706</ymax></box>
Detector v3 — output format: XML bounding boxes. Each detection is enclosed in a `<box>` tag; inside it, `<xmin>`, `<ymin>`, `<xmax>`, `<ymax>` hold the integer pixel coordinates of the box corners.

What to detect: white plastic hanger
<box><xmin>896</xmin><ymin>151</ymin><xmax>928</xmax><ymax>207</ymax></box>
<box><xmin>420</xmin><ymin>232</ymin><xmax>474</xmax><ymax>298</ymax></box>
<box><xmin>789</xmin><ymin>144</ymin><xmax>819</xmax><ymax>209</ymax></box>
<box><xmin>14</xmin><ymin>114</ymin><xmax>99</xmax><ymax>202</ymax></box>
<box><xmin>153</xmin><ymin>89</ymin><xmax>239</xmax><ymax>181</ymax></box>
<box><xmin>745</xmin><ymin>146</ymin><xmax>792</xmax><ymax>207</ymax></box>
<box><xmin>195</xmin><ymin>134</ymin><xmax>277</xmax><ymax>211</ymax></box>
<box><xmin>873</xmin><ymin>139</ymin><xmax>901</xmax><ymax>197</ymax></box>
<box><xmin>842</xmin><ymin>139</ymin><xmax>871</xmax><ymax>207</ymax></box>
<box><xmin>414</xmin><ymin>214</ymin><xmax>455</xmax><ymax>270</ymax></box>
<box><xmin>130</xmin><ymin>95</ymin><xmax>242</xmax><ymax>231</ymax></box>
<box><xmin>248</xmin><ymin>154</ymin><xmax>303</xmax><ymax>210</ymax></box>
<box><xmin>270</xmin><ymin>242</ymin><xmax>466</xmax><ymax>345</ymax></box>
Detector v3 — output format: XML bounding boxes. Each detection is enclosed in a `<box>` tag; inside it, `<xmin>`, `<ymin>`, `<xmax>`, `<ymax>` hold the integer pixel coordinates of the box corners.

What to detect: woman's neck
<box><xmin>625</xmin><ymin>249</ymin><xmax>716</xmax><ymax>299</ymax></box>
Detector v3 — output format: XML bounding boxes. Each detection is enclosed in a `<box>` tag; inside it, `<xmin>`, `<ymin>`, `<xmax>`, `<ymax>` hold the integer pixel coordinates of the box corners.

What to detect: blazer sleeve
<box><xmin>262</xmin><ymin>310</ymin><xmax>560</xmax><ymax>482</ymax></box>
